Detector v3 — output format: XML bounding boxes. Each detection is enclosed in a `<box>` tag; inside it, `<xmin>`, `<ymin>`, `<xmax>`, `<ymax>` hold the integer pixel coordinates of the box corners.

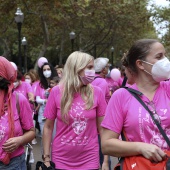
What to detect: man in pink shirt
<box><xmin>91</xmin><ymin>57</ymin><xmax>111</xmax><ymax>103</ymax></box>
<box><xmin>91</xmin><ymin>57</ymin><xmax>111</xmax><ymax>170</ymax></box>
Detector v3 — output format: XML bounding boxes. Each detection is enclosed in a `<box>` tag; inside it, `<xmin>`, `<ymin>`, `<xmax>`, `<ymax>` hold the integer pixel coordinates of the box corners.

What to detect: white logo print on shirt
<box><xmin>60</xmin><ymin>102</ymin><xmax>89</xmax><ymax>146</ymax></box>
<box><xmin>0</xmin><ymin>111</ymin><xmax>8</xmax><ymax>141</ymax></box>
<box><xmin>139</xmin><ymin>108</ymin><xmax>170</xmax><ymax>149</ymax></box>
<box><xmin>71</xmin><ymin>114</ymin><xmax>88</xmax><ymax>135</ymax></box>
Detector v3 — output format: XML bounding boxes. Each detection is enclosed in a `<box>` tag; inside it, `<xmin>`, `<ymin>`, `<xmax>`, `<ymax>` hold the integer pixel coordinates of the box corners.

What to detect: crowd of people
<box><xmin>0</xmin><ymin>38</ymin><xmax>170</xmax><ymax>170</ymax></box>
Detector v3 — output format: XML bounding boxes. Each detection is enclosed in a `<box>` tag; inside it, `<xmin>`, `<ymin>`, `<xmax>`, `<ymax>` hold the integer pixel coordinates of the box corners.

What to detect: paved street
<box><xmin>30</xmin><ymin>136</ymin><xmax>118</xmax><ymax>170</ymax></box>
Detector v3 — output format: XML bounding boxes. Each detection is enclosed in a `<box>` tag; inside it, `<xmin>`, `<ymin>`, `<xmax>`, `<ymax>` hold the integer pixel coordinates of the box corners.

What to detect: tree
<box><xmin>0</xmin><ymin>0</ymin><xmax>157</xmax><ymax>69</ymax></box>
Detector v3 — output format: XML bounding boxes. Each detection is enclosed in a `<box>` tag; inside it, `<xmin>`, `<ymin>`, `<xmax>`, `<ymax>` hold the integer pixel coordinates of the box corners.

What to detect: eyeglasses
<box><xmin>146</xmin><ymin>101</ymin><xmax>161</xmax><ymax>125</ymax></box>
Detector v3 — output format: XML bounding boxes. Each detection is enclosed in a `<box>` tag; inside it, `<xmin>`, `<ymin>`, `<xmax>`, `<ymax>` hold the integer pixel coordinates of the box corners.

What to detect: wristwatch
<box><xmin>42</xmin><ymin>154</ymin><xmax>50</xmax><ymax>161</ymax></box>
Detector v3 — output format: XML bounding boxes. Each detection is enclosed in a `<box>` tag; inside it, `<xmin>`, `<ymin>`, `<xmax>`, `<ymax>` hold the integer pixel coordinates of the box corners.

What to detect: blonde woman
<box><xmin>43</xmin><ymin>51</ymin><xmax>109</xmax><ymax>170</ymax></box>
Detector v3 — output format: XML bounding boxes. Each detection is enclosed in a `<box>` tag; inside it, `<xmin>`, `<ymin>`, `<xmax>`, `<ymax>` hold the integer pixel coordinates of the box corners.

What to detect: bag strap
<box><xmin>121</xmin><ymin>75</ymin><xmax>127</xmax><ymax>87</ymax></box>
<box><xmin>123</xmin><ymin>87</ymin><xmax>170</xmax><ymax>147</ymax></box>
<box><xmin>16</xmin><ymin>93</ymin><xmax>20</xmax><ymax>115</ymax></box>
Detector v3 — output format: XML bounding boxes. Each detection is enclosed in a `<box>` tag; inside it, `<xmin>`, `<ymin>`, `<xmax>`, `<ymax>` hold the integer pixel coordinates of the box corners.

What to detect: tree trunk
<box><xmin>38</xmin><ymin>15</ymin><xmax>49</xmax><ymax>58</ymax></box>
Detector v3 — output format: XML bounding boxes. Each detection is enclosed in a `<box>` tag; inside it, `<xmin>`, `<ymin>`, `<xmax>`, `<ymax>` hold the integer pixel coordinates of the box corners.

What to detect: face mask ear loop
<box><xmin>142</xmin><ymin>60</ymin><xmax>153</xmax><ymax>66</ymax></box>
<box><xmin>144</xmin><ymin>69</ymin><xmax>152</xmax><ymax>76</ymax></box>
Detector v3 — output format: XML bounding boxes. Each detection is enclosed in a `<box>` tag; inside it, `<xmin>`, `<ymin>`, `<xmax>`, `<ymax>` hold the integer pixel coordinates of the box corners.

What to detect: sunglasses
<box><xmin>146</xmin><ymin>101</ymin><xmax>161</xmax><ymax>125</ymax></box>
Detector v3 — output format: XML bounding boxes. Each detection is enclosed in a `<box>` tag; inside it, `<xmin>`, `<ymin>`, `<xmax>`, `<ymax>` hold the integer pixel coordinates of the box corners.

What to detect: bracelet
<box><xmin>42</xmin><ymin>154</ymin><xmax>50</xmax><ymax>161</ymax></box>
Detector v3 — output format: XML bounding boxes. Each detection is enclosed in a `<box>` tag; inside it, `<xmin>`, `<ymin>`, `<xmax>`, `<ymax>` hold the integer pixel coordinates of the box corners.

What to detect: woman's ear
<box><xmin>136</xmin><ymin>59</ymin><xmax>145</xmax><ymax>71</ymax></box>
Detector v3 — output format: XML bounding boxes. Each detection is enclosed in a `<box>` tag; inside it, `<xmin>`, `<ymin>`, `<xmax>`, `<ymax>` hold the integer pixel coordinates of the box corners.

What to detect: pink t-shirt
<box><xmin>101</xmin><ymin>82</ymin><xmax>170</xmax><ymax>150</ymax></box>
<box><xmin>91</xmin><ymin>74</ymin><xmax>110</xmax><ymax>103</ymax></box>
<box><xmin>35</xmin><ymin>83</ymin><xmax>48</xmax><ymax>99</ymax></box>
<box><xmin>32</xmin><ymin>81</ymin><xmax>39</xmax><ymax>95</ymax></box>
<box><xmin>14</xmin><ymin>81</ymin><xmax>33</xmax><ymax>100</ymax></box>
<box><xmin>44</xmin><ymin>85</ymin><xmax>107</xmax><ymax>170</ymax></box>
<box><xmin>0</xmin><ymin>91</ymin><xmax>34</xmax><ymax>161</ymax></box>
<box><xmin>105</xmin><ymin>77</ymin><xmax>121</xmax><ymax>93</ymax></box>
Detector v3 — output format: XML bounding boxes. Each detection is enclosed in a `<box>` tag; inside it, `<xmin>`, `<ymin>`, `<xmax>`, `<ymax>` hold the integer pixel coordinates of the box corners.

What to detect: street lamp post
<box><xmin>15</xmin><ymin>7</ymin><xmax>24</xmax><ymax>71</ymax></box>
<box><xmin>22</xmin><ymin>37</ymin><xmax>27</xmax><ymax>73</ymax></box>
<box><xmin>69</xmin><ymin>31</ymin><xmax>76</xmax><ymax>52</ymax></box>
<box><xmin>110</xmin><ymin>46</ymin><xmax>114</xmax><ymax>66</ymax></box>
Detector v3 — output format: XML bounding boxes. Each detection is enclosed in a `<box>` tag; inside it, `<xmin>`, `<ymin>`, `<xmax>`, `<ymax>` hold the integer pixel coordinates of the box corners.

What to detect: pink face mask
<box><xmin>80</xmin><ymin>69</ymin><xmax>95</xmax><ymax>85</ymax></box>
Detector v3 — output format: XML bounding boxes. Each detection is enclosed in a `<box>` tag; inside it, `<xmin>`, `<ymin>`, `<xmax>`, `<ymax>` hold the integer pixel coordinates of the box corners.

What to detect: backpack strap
<box><xmin>121</xmin><ymin>76</ymin><xmax>127</xmax><ymax>87</ymax></box>
<box><xmin>15</xmin><ymin>93</ymin><xmax>20</xmax><ymax>115</ymax></box>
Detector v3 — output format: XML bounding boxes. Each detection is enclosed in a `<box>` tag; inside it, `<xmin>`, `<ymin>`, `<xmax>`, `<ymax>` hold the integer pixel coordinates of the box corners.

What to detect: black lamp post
<box><xmin>22</xmin><ymin>37</ymin><xmax>27</xmax><ymax>73</ymax></box>
<box><xmin>110</xmin><ymin>46</ymin><xmax>114</xmax><ymax>66</ymax></box>
<box><xmin>15</xmin><ymin>7</ymin><xmax>24</xmax><ymax>71</ymax></box>
<box><xmin>69</xmin><ymin>31</ymin><xmax>76</xmax><ymax>52</ymax></box>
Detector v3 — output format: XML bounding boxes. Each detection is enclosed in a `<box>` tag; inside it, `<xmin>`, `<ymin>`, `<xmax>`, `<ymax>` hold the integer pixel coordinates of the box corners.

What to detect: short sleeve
<box><xmin>25</xmin><ymin>82</ymin><xmax>33</xmax><ymax>93</ymax></box>
<box><xmin>43</xmin><ymin>86</ymin><xmax>59</xmax><ymax>119</ymax></box>
<box><xmin>18</xmin><ymin>93</ymin><xmax>34</xmax><ymax>130</ymax></box>
<box><xmin>101</xmin><ymin>88</ymin><xmax>127</xmax><ymax>134</ymax></box>
<box><xmin>94</xmin><ymin>86</ymin><xmax>107</xmax><ymax>117</ymax></box>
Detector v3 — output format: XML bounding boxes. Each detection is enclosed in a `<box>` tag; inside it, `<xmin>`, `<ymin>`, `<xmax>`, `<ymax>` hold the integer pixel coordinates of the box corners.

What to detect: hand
<box><xmin>29</xmin><ymin>98</ymin><xmax>35</xmax><ymax>104</ymax></box>
<box><xmin>139</xmin><ymin>143</ymin><xmax>166</xmax><ymax>162</ymax></box>
<box><xmin>2</xmin><ymin>136</ymin><xmax>22</xmax><ymax>153</ymax></box>
<box><xmin>102</xmin><ymin>162</ymin><xmax>109</xmax><ymax>170</ymax></box>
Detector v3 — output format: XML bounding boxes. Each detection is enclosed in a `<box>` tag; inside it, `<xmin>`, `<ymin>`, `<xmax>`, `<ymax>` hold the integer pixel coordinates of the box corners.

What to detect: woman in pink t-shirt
<box><xmin>43</xmin><ymin>51</ymin><xmax>109</xmax><ymax>170</ymax></box>
<box><xmin>101</xmin><ymin>39</ymin><xmax>170</xmax><ymax>164</ymax></box>
<box><xmin>24</xmin><ymin>70</ymin><xmax>40</xmax><ymax>145</ymax></box>
<box><xmin>13</xmin><ymin>70</ymin><xmax>34</xmax><ymax>103</ymax></box>
<box><xmin>35</xmin><ymin>60</ymin><xmax>57</xmax><ymax>136</ymax></box>
<box><xmin>0</xmin><ymin>57</ymin><xmax>35</xmax><ymax>169</ymax></box>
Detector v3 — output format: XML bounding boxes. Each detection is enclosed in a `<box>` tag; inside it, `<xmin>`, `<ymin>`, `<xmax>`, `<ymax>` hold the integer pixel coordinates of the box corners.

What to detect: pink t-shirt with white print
<box><xmin>14</xmin><ymin>81</ymin><xmax>33</xmax><ymax>100</ymax></box>
<box><xmin>0</xmin><ymin>91</ymin><xmax>34</xmax><ymax>161</ymax></box>
<box><xmin>101</xmin><ymin>81</ymin><xmax>170</xmax><ymax>150</ymax></box>
<box><xmin>44</xmin><ymin>85</ymin><xmax>107</xmax><ymax>170</ymax></box>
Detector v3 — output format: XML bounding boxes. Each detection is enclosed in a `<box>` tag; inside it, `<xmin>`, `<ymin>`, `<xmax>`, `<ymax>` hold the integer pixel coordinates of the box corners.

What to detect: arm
<box><xmin>36</xmin><ymin>96</ymin><xmax>47</xmax><ymax>105</ymax></box>
<box><xmin>2</xmin><ymin>128</ymin><xmax>35</xmax><ymax>153</ymax></box>
<box><xmin>101</xmin><ymin>128</ymin><xmax>166</xmax><ymax>162</ymax></box>
<box><xmin>43</xmin><ymin>119</ymin><xmax>54</xmax><ymax>167</ymax></box>
<box><xmin>97</xmin><ymin>116</ymin><xmax>109</xmax><ymax>170</ymax></box>
<box><xmin>28</xmin><ymin>92</ymin><xmax>34</xmax><ymax>103</ymax></box>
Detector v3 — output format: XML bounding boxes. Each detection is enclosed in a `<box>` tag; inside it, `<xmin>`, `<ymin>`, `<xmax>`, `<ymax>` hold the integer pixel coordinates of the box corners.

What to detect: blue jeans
<box><xmin>0</xmin><ymin>154</ymin><xmax>26</xmax><ymax>170</ymax></box>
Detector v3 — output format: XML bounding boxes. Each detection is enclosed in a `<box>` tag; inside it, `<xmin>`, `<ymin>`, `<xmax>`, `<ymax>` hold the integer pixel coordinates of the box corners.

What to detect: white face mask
<box><xmin>25</xmin><ymin>79</ymin><xmax>32</xmax><ymax>84</ymax></box>
<box><xmin>43</xmin><ymin>70</ymin><xmax>52</xmax><ymax>78</ymax></box>
<box><xmin>13</xmin><ymin>81</ymin><xmax>19</xmax><ymax>88</ymax></box>
<box><xmin>142</xmin><ymin>57</ymin><xmax>170</xmax><ymax>82</ymax></box>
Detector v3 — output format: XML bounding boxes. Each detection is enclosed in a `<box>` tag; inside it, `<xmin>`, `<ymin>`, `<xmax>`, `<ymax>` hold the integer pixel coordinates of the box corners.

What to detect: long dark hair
<box><xmin>38</xmin><ymin>62</ymin><xmax>57</xmax><ymax>89</ymax></box>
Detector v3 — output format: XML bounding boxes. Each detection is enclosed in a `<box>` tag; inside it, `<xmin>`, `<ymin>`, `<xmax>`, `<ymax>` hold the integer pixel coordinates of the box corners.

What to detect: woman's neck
<box><xmin>135</xmin><ymin>76</ymin><xmax>159</xmax><ymax>101</ymax></box>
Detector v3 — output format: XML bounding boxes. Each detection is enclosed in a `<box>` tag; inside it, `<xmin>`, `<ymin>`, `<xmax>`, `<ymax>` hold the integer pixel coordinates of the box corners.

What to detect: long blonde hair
<box><xmin>60</xmin><ymin>51</ymin><xmax>94</xmax><ymax>123</ymax></box>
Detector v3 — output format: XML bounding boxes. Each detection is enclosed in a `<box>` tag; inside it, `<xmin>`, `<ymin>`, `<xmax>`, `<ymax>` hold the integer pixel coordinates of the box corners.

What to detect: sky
<box><xmin>148</xmin><ymin>0</ymin><xmax>170</xmax><ymax>37</ymax></box>
<box><xmin>154</xmin><ymin>0</ymin><xmax>169</xmax><ymax>7</ymax></box>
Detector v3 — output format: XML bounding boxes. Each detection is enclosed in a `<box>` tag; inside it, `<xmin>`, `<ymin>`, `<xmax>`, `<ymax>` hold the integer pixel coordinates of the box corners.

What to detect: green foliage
<box><xmin>0</xmin><ymin>0</ymin><xmax>158</xmax><ymax>68</ymax></box>
<box><xmin>150</xmin><ymin>2</ymin><xmax>170</xmax><ymax>55</ymax></box>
